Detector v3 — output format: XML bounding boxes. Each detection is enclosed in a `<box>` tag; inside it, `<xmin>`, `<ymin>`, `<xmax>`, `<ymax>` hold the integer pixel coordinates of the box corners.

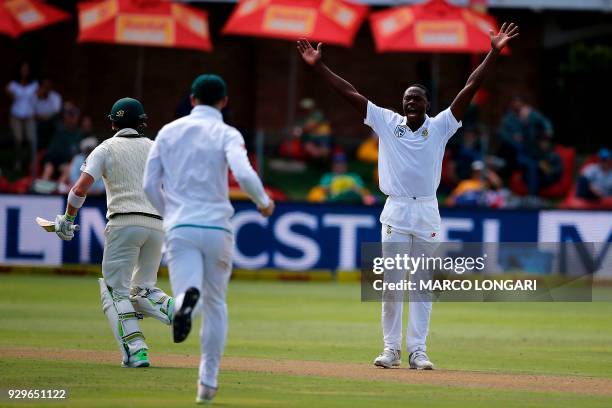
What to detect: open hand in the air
<box><xmin>490</xmin><ymin>22</ymin><xmax>519</xmax><ymax>52</ymax></box>
<box><xmin>296</xmin><ymin>39</ymin><xmax>322</xmax><ymax>66</ymax></box>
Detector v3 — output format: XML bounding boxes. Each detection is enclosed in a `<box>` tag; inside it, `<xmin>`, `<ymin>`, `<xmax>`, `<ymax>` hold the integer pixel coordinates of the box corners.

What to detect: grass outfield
<box><xmin>1</xmin><ymin>275</ymin><xmax>612</xmax><ymax>407</ymax></box>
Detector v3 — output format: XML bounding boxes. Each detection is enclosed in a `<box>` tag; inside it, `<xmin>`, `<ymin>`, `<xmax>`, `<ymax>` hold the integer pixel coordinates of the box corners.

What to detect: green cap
<box><xmin>191</xmin><ymin>74</ymin><xmax>227</xmax><ymax>105</ymax></box>
<box><xmin>108</xmin><ymin>97</ymin><xmax>147</xmax><ymax>129</ymax></box>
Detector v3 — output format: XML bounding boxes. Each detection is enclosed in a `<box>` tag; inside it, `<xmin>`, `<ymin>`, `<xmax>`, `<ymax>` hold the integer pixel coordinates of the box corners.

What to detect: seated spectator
<box><xmin>278</xmin><ymin>126</ymin><xmax>306</xmax><ymax>161</ymax></box>
<box><xmin>357</xmin><ymin>131</ymin><xmax>378</xmax><ymax>164</ymax></box>
<box><xmin>308</xmin><ymin>152</ymin><xmax>375</xmax><ymax>205</ymax></box>
<box><xmin>67</xmin><ymin>137</ymin><xmax>105</xmax><ymax>195</ymax></box>
<box><xmin>498</xmin><ymin>95</ymin><xmax>553</xmax><ymax>176</ymax></box>
<box><xmin>41</xmin><ymin>101</ymin><xmax>82</xmax><ymax>181</ymax></box>
<box><xmin>576</xmin><ymin>148</ymin><xmax>612</xmax><ymax>202</ymax></box>
<box><xmin>455</xmin><ymin>127</ymin><xmax>483</xmax><ymax>180</ymax></box>
<box><xmin>294</xmin><ymin>98</ymin><xmax>333</xmax><ymax>162</ymax></box>
<box><xmin>34</xmin><ymin>78</ymin><xmax>62</xmax><ymax>149</ymax></box>
<box><xmin>519</xmin><ymin>134</ymin><xmax>562</xmax><ymax>196</ymax></box>
<box><xmin>446</xmin><ymin>161</ymin><xmax>504</xmax><ymax>208</ymax></box>
<box><xmin>80</xmin><ymin>115</ymin><xmax>95</xmax><ymax>139</ymax></box>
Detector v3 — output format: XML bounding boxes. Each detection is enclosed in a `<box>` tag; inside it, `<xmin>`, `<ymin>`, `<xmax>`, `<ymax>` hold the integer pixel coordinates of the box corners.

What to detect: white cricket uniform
<box><xmin>83</xmin><ymin>128</ymin><xmax>164</xmax><ymax>296</ymax></box>
<box><xmin>364</xmin><ymin>101</ymin><xmax>461</xmax><ymax>353</ymax></box>
<box><xmin>83</xmin><ymin>128</ymin><xmax>171</xmax><ymax>358</ymax></box>
<box><xmin>143</xmin><ymin>105</ymin><xmax>270</xmax><ymax>388</ymax></box>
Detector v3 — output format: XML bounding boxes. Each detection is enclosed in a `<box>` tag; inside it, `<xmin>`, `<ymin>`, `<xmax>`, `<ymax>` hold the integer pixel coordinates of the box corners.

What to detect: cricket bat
<box><xmin>36</xmin><ymin>217</ymin><xmax>80</xmax><ymax>233</ymax></box>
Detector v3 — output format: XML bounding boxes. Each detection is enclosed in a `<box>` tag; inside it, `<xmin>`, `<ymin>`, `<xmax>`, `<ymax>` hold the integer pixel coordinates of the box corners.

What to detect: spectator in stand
<box><xmin>34</xmin><ymin>78</ymin><xmax>62</xmax><ymax>149</ymax></box>
<box><xmin>356</xmin><ymin>131</ymin><xmax>380</xmax><ymax>185</ymax></box>
<box><xmin>294</xmin><ymin>98</ymin><xmax>333</xmax><ymax>163</ymax></box>
<box><xmin>67</xmin><ymin>137</ymin><xmax>105</xmax><ymax>195</ymax></box>
<box><xmin>576</xmin><ymin>148</ymin><xmax>612</xmax><ymax>202</ymax></box>
<box><xmin>455</xmin><ymin>126</ymin><xmax>483</xmax><ymax>180</ymax></box>
<box><xmin>6</xmin><ymin>62</ymin><xmax>38</xmax><ymax>150</ymax></box>
<box><xmin>308</xmin><ymin>152</ymin><xmax>375</xmax><ymax>205</ymax></box>
<box><xmin>520</xmin><ymin>133</ymin><xmax>562</xmax><ymax>196</ymax></box>
<box><xmin>446</xmin><ymin>160</ymin><xmax>504</xmax><ymax>208</ymax></box>
<box><xmin>357</xmin><ymin>131</ymin><xmax>378</xmax><ymax>164</ymax></box>
<box><xmin>80</xmin><ymin>115</ymin><xmax>95</xmax><ymax>139</ymax></box>
<box><xmin>278</xmin><ymin>125</ymin><xmax>306</xmax><ymax>161</ymax></box>
<box><xmin>498</xmin><ymin>95</ymin><xmax>553</xmax><ymax>175</ymax></box>
<box><xmin>41</xmin><ymin>101</ymin><xmax>82</xmax><ymax>181</ymax></box>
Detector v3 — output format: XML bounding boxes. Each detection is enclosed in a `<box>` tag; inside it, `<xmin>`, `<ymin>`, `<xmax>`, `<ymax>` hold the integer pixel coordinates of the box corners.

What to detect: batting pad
<box><xmin>99</xmin><ymin>278</ymin><xmax>147</xmax><ymax>362</ymax></box>
<box><xmin>130</xmin><ymin>287</ymin><xmax>174</xmax><ymax>325</ymax></box>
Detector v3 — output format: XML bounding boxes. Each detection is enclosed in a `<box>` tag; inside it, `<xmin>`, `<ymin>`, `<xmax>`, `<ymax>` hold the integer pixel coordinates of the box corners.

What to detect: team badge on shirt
<box><xmin>394</xmin><ymin>125</ymin><xmax>407</xmax><ymax>138</ymax></box>
<box><xmin>422</xmin><ymin>128</ymin><xmax>429</xmax><ymax>138</ymax></box>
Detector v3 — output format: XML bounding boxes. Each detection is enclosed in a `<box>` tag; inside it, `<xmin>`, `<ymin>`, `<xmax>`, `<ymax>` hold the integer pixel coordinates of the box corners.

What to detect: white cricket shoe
<box><xmin>196</xmin><ymin>382</ymin><xmax>217</xmax><ymax>404</ymax></box>
<box><xmin>409</xmin><ymin>351</ymin><xmax>434</xmax><ymax>370</ymax></box>
<box><xmin>373</xmin><ymin>349</ymin><xmax>401</xmax><ymax>368</ymax></box>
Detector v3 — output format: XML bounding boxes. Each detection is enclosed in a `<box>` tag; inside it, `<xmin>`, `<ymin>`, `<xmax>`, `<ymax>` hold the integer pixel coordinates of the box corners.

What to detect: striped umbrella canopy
<box><xmin>0</xmin><ymin>0</ymin><xmax>70</xmax><ymax>38</ymax></box>
<box><xmin>78</xmin><ymin>0</ymin><xmax>212</xmax><ymax>51</ymax></box>
<box><xmin>223</xmin><ymin>0</ymin><xmax>368</xmax><ymax>47</ymax></box>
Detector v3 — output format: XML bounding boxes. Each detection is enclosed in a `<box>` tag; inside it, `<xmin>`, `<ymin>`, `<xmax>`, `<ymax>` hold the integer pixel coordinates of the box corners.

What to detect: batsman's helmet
<box><xmin>108</xmin><ymin>97</ymin><xmax>147</xmax><ymax>130</ymax></box>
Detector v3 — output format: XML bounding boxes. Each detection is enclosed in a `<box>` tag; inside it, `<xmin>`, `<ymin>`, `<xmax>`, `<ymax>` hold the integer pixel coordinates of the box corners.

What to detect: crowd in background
<box><xmin>278</xmin><ymin>95</ymin><xmax>610</xmax><ymax>209</ymax></box>
<box><xmin>1</xmin><ymin>62</ymin><xmax>610</xmax><ymax>209</ymax></box>
<box><xmin>2</xmin><ymin>61</ymin><xmax>104</xmax><ymax>195</ymax></box>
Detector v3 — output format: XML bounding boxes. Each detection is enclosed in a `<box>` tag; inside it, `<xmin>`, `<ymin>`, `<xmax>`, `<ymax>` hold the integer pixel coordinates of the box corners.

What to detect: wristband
<box><xmin>64</xmin><ymin>213</ymin><xmax>76</xmax><ymax>222</ymax></box>
<box><xmin>68</xmin><ymin>189</ymin><xmax>86</xmax><ymax>209</ymax></box>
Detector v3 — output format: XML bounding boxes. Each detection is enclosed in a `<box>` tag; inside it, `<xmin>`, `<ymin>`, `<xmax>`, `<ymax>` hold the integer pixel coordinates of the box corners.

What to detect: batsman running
<box><xmin>143</xmin><ymin>74</ymin><xmax>274</xmax><ymax>403</ymax></box>
<box><xmin>297</xmin><ymin>23</ymin><xmax>518</xmax><ymax>369</ymax></box>
<box><xmin>54</xmin><ymin>97</ymin><xmax>174</xmax><ymax>368</ymax></box>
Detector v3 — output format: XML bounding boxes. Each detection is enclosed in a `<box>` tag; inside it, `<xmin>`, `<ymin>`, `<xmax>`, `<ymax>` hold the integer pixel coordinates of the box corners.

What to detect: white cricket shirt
<box><xmin>143</xmin><ymin>105</ymin><xmax>270</xmax><ymax>233</ymax></box>
<box><xmin>364</xmin><ymin>101</ymin><xmax>461</xmax><ymax>198</ymax></box>
<box><xmin>364</xmin><ymin>101</ymin><xmax>461</xmax><ymax>238</ymax></box>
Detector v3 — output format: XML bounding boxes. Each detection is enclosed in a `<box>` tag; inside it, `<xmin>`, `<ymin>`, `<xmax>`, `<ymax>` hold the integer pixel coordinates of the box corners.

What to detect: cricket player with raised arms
<box><xmin>297</xmin><ymin>22</ymin><xmax>518</xmax><ymax>369</ymax></box>
<box><xmin>54</xmin><ymin>97</ymin><xmax>174</xmax><ymax>368</ymax></box>
<box><xmin>143</xmin><ymin>74</ymin><xmax>274</xmax><ymax>403</ymax></box>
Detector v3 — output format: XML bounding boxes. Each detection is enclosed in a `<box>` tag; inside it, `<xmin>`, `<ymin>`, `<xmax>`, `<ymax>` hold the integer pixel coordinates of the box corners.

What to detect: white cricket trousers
<box><xmin>381</xmin><ymin>225</ymin><xmax>439</xmax><ymax>353</ymax></box>
<box><xmin>102</xmin><ymin>225</ymin><xmax>164</xmax><ymax>297</ymax></box>
<box><xmin>165</xmin><ymin>227</ymin><xmax>234</xmax><ymax>389</ymax></box>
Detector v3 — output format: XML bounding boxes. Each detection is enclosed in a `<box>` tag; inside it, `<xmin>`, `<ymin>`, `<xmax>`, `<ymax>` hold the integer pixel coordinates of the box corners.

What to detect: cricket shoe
<box><xmin>122</xmin><ymin>348</ymin><xmax>150</xmax><ymax>368</ymax></box>
<box><xmin>196</xmin><ymin>382</ymin><xmax>217</xmax><ymax>404</ymax></box>
<box><xmin>173</xmin><ymin>287</ymin><xmax>200</xmax><ymax>343</ymax></box>
<box><xmin>373</xmin><ymin>349</ymin><xmax>401</xmax><ymax>368</ymax></box>
<box><xmin>409</xmin><ymin>351</ymin><xmax>434</xmax><ymax>370</ymax></box>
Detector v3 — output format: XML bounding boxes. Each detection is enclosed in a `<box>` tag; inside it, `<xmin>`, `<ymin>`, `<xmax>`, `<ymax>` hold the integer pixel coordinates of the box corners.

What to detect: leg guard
<box><xmin>130</xmin><ymin>287</ymin><xmax>174</xmax><ymax>325</ymax></box>
<box><xmin>98</xmin><ymin>279</ymin><xmax>147</xmax><ymax>364</ymax></box>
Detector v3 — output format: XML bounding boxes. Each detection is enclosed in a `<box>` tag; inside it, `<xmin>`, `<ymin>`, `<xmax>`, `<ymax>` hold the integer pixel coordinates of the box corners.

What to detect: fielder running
<box><xmin>54</xmin><ymin>98</ymin><xmax>174</xmax><ymax>368</ymax></box>
<box><xmin>297</xmin><ymin>23</ymin><xmax>518</xmax><ymax>369</ymax></box>
<box><xmin>143</xmin><ymin>74</ymin><xmax>274</xmax><ymax>403</ymax></box>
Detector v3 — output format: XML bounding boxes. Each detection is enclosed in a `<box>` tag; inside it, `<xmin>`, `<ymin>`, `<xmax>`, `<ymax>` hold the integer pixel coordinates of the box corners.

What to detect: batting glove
<box><xmin>55</xmin><ymin>214</ymin><xmax>76</xmax><ymax>241</ymax></box>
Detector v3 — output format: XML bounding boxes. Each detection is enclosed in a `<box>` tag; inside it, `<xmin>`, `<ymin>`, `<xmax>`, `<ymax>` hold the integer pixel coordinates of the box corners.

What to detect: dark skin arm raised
<box><xmin>450</xmin><ymin>22</ymin><xmax>519</xmax><ymax>121</ymax></box>
<box><xmin>296</xmin><ymin>39</ymin><xmax>367</xmax><ymax>118</ymax></box>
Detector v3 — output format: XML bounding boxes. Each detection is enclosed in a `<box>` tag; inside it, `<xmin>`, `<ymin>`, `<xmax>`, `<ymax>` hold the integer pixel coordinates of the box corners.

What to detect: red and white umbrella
<box><xmin>223</xmin><ymin>0</ymin><xmax>368</xmax><ymax>47</ymax></box>
<box><xmin>0</xmin><ymin>0</ymin><xmax>70</xmax><ymax>38</ymax></box>
<box><xmin>78</xmin><ymin>0</ymin><xmax>212</xmax><ymax>51</ymax></box>
<box><xmin>370</xmin><ymin>0</ymin><xmax>501</xmax><ymax>53</ymax></box>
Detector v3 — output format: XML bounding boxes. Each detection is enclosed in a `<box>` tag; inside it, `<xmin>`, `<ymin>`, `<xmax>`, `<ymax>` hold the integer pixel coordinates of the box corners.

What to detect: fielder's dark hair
<box><xmin>408</xmin><ymin>83</ymin><xmax>431</xmax><ymax>102</ymax></box>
